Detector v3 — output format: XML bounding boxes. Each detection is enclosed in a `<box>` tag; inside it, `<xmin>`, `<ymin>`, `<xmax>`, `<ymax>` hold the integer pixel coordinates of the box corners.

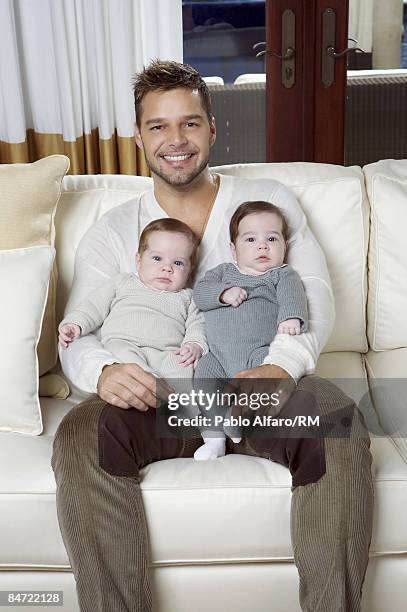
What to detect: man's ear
<box><xmin>209</xmin><ymin>116</ymin><xmax>216</xmax><ymax>147</ymax></box>
<box><xmin>134</xmin><ymin>121</ymin><xmax>143</xmax><ymax>150</ymax></box>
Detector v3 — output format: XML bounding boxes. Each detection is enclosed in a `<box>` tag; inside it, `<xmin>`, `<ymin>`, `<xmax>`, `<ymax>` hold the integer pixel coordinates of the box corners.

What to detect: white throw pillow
<box><xmin>0</xmin><ymin>246</ymin><xmax>55</xmax><ymax>435</ymax></box>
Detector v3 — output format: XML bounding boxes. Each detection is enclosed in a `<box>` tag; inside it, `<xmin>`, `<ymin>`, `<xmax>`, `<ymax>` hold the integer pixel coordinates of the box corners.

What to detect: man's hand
<box><xmin>224</xmin><ymin>365</ymin><xmax>295</xmax><ymax>423</ymax></box>
<box><xmin>97</xmin><ymin>363</ymin><xmax>171</xmax><ymax>411</ymax></box>
<box><xmin>220</xmin><ymin>286</ymin><xmax>247</xmax><ymax>307</ymax></box>
<box><xmin>234</xmin><ymin>364</ymin><xmax>292</xmax><ymax>381</ymax></box>
<box><xmin>174</xmin><ymin>342</ymin><xmax>203</xmax><ymax>369</ymax></box>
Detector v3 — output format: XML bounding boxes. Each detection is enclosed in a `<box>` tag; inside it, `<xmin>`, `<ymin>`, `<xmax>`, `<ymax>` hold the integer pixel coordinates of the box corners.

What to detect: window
<box><xmin>183</xmin><ymin>0</ymin><xmax>266</xmax><ymax>83</ymax></box>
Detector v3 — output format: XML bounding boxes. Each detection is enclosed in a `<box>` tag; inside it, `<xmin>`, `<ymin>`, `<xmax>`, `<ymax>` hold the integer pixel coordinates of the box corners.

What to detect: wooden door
<box><xmin>266</xmin><ymin>0</ymin><xmax>349</xmax><ymax>164</ymax></box>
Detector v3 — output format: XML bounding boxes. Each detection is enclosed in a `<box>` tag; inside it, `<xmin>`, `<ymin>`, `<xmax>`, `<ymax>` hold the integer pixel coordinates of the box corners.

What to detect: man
<box><xmin>52</xmin><ymin>61</ymin><xmax>373</xmax><ymax>612</ymax></box>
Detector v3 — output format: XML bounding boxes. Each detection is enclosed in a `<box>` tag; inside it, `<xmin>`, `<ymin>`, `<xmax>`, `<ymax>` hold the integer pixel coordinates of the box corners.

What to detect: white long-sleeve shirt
<box><xmin>60</xmin><ymin>174</ymin><xmax>335</xmax><ymax>393</ymax></box>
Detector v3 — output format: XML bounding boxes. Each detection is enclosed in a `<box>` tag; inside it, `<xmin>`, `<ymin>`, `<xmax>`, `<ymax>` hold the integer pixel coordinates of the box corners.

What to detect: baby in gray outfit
<box><xmin>59</xmin><ymin>218</ymin><xmax>207</xmax><ymax>391</ymax></box>
<box><xmin>193</xmin><ymin>201</ymin><xmax>308</xmax><ymax>460</ymax></box>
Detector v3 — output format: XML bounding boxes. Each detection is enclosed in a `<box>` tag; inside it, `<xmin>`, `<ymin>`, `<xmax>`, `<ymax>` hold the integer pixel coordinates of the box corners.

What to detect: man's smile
<box><xmin>162</xmin><ymin>154</ymin><xmax>193</xmax><ymax>161</ymax></box>
<box><xmin>161</xmin><ymin>152</ymin><xmax>195</xmax><ymax>167</ymax></box>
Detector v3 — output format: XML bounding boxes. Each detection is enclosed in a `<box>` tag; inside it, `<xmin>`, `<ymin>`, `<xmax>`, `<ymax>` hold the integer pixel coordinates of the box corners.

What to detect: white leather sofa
<box><xmin>1</xmin><ymin>160</ymin><xmax>407</xmax><ymax>612</ymax></box>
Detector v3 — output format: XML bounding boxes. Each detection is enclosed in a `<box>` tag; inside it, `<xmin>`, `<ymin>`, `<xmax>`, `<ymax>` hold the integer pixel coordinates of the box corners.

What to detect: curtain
<box><xmin>349</xmin><ymin>0</ymin><xmax>374</xmax><ymax>53</ymax></box>
<box><xmin>0</xmin><ymin>0</ymin><xmax>183</xmax><ymax>175</ymax></box>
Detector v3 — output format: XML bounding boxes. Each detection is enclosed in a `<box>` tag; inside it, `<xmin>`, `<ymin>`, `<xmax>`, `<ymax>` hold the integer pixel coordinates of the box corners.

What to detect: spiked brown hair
<box><xmin>132</xmin><ymin>60</ymin><xmax>212</xmax><ymax>127</ymax></box>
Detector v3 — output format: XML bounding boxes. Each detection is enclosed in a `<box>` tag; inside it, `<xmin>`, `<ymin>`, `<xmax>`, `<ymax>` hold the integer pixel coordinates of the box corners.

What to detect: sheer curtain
<box><xmin>349</xmin><ymin>0</ymin><xmax>374</xmax><ymax>54</ymax></box>
<box><xmin>0</xmin><ymin>0</ymin><xmax>183</xmax><ymax>174</ymax></box>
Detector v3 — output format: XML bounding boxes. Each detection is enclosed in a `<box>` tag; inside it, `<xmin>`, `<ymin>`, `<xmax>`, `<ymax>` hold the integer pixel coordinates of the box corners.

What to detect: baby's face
<box><xmin>136</xmin><ymin>230</ymin><xmax>193</xmax><ymax>291</ymax></box>
<box><xmin>231</xmin><ymin>211</ymin><xmax>286</xmax><ymax>276</ymax></box>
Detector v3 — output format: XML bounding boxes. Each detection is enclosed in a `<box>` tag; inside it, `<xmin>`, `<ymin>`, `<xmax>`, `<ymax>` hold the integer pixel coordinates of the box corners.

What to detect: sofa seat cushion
<box><xmin>315</xmin><ymin>351</ymin><xmax>366</xmax><ymax>379</ymax></box>
<box><xmin>364</xmin><ymin>349</ymin><xmax>407</xmax><ymax>463</ymax></box>
<box><xmin>0</xmin><ymin>393</ymin><xmax>83</xmax><ymax>569</ymax></box>
<box><xmin>1</xmin><ymin>367</ymin><xmax>406</xmax><ymax>568</ymax></box>
<box><xmin>364</xmin><ymin>348</ymin><xmax>407</xmax><ymax>378</ymax></box>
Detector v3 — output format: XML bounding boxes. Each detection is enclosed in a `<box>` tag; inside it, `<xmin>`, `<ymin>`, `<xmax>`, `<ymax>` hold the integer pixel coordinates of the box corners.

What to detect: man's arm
<box><xmin>275</xmin><ymin>266</ymin><xmax>308</xmax><ymax>332</ymax></box>
<box><xmin>261</xmin><ymin>184</ymin><xmax>335</xmax><ymax>381</ymax></box>
<box><xmin>59</xmin><ymin>216</ymin><xmax>122</xmax><ymax>393</ymax></box>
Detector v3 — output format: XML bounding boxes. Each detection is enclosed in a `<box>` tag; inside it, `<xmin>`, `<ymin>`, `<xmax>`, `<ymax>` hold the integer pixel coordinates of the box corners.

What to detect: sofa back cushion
<box><xmin>364</xmin><ymin>160</ymin><xmax>407</xmax><ymax>351</ymax></box>
<box><xmin>56</xmin><ymin>163</ymin><xmax>369</xmax><ymax>353</ymax></box>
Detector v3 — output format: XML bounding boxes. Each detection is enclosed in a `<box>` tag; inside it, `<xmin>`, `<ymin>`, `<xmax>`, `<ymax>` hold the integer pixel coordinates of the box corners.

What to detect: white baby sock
<box><xmin>223</xmin><ymin>405</ymin><xmax>242</xmax><ymax>444</ymax></box>
<box><xmin>194</xmin><ymin>438</ymin><xmax>226</xmax><ymax>461</ymax></box>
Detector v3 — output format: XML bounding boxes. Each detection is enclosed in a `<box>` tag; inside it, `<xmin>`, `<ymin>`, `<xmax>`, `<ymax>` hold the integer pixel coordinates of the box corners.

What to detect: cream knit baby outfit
<box><xmin>59</xmin><ymin>273</ymin><xmax>207</xmax><ymax>386</ymax></box>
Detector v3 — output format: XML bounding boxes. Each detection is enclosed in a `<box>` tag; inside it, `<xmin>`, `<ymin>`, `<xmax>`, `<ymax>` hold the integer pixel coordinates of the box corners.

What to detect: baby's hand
<box><xmin>59</xmin><ymin>323</ymin><xmax>81</xmax><ymax>349</ymax></box>
<box><xmin>220</xmin><ymin>286</ymin><xmax>247</xmax><ymax>307</ymax></box>
<box><xmin>277</xmin><ymin>318</ymin><xmax>301</xmax><ymax>335</ymax></box>
<box><xmin>174</xmin><ymin>342</ymin><xmax>203</xmax><ymax>369</ymax></box>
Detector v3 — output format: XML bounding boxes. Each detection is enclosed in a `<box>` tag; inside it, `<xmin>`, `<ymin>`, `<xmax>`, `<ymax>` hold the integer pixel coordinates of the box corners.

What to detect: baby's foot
<box><xmin>194</xmin><ymin>439</ymin><xmax>226</xmax><ymax>461</ymax></box>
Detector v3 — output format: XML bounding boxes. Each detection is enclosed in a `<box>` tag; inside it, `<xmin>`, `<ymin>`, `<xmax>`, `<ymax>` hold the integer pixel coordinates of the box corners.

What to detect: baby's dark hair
<box><xmin>138</xmin><ymin>218</ymin><xmax>200</xmax><ymax>273</ymax></box>
<box><xmin>229</xmin><ymin>201</ymin><xmax>289</xmax><ymax>244</ymax></box>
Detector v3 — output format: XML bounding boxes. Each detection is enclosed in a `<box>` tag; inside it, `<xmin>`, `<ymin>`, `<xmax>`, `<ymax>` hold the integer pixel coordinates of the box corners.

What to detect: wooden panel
<box><xmin>314</xmin><ymin>0</ymin><xmax>349</xmax><ymax>163</ymax></box>
<box><xmin>266</xmin><ymin>0</ymin><xmax>305</xmax><ymax>161</ymax></box>
<box><xmin>266</xmin><ymin>0</ymin><xmax>348</xmax><ymax>164</ymax></box>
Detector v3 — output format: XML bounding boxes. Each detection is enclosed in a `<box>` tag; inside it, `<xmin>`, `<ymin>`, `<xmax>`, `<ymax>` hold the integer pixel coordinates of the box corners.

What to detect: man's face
<box><xmin>136</xmin><ymin>231</ymin><xmax>193</xmax><ymax>291</ymax></box>
<box><xmin>231</xmin><ymin>212</ymin><xmax>287</xmax><ymax>276</ymax></box>
<box><xmin>135</xmin><ymin>88</ymin><xmax>216</xmax><ymax>187</ymax></box>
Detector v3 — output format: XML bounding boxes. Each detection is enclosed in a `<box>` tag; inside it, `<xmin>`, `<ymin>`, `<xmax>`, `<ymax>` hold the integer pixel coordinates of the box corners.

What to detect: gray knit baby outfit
<box><xmin>193</xmin><ymin>263</ymin><xmax>308</xmax><ymax>379</ymax></box>
<box><xmin>59</xmin><ymin>273</ymin><xmax>207</xmax><ymax>388</ymax></box>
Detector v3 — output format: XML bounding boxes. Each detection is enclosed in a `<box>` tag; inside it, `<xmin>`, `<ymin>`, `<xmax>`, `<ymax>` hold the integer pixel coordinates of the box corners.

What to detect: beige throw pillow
<box><xmin>0</xmin><ymin>155</ymin><xmax>70</xmax><ymax>377</ymax></box>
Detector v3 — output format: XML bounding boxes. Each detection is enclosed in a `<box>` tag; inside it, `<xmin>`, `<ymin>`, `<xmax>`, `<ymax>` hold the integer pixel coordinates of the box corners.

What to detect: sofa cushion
<box><xmin>0</xmin><ymin>156</ymin><xmax>70</xmax><ymax>377</ymax></box>
<box><xmin>1</xmin><ymin>362</ymin><xmax>406</xmax><ymax>568</ymax></box>
<box><xmin>364</xmin><ymin>348</ymin><xmax>407</xmax><ymax>463</ymax></box>
<box><xmin>213</xmin><ymin>163</ymin><xmax>369</xmax><ymax>353</ymax></box>
<box><xmin>0</xmin><ymin>246</ymin><xmax>54</xmax><ymax>435</ymax></box>
<box><xmin>364</xmin><ymin>159</ymin><xmax>407</xmax><ymax>350</ymax></box>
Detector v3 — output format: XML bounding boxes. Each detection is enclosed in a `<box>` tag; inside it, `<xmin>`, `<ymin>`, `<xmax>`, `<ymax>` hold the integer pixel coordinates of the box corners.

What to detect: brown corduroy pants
<box><xmin>51</xmin><ymin>375</ymin><xmax>374</xmax><ymax>612</ymax></box>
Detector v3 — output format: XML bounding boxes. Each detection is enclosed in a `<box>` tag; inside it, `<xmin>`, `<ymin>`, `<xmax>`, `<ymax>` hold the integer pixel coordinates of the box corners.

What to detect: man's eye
<box><xmin>150</xmin><ymin>125</ymin><xmax>162</xmax><ymax>131</ymax></box>
<box><xmin>186</xmin><ymin>122</ymin><xmax>198</xmax><ymax>128</ymax></box>
<box><xmin>152</xmin><ymin>256</ymin><xmax>161</xmax><ymax>261</ymax></box>
<box><xmin>174</xmin><ymin>260</ymin><xmax>184</xmax><ymax>267</ymax></box>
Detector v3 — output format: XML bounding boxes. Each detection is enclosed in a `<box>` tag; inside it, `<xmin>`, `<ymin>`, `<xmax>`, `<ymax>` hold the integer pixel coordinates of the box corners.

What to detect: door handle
<box><xmin>326</xmin><ymin>44</ymin><xmax>367</xmax><ymax>59</ymax></box>
<box><xmin>322</xmin><ymin>8</ymin><xmax>367</xmax><ymax>87</ymax></box>
<box><xmin>253</xmin><ymin>9</ymin><xmax>296</xmax><ymax>88</ymax></box>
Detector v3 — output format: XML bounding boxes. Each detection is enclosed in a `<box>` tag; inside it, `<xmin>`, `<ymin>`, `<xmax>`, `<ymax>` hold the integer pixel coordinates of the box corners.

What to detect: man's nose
<box><xmin>168</xmin><ymin>126</ymin><xmax>187</xmax><ymax>147</ymax></box>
